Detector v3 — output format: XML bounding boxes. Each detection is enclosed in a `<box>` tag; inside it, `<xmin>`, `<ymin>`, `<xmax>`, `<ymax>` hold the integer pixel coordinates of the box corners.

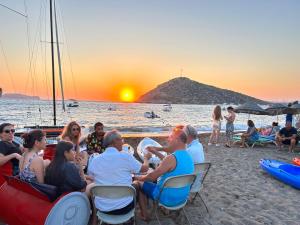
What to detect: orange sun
<box><xmin>120</xmin><ymin>88</ymin><xmax>135</xmax><ymax>102</ymax></box>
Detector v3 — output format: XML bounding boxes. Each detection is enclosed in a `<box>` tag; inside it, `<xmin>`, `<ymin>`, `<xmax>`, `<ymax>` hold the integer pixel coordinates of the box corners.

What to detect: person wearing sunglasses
<box><xmin>60</xmin><ymin>121</ymin><xmax>88</xmax><ymax>169</ymax></box>
<box><xmin>0</xmin><ymin>123</ymin><xmax>22</xmax><ymax>176</ymax></box>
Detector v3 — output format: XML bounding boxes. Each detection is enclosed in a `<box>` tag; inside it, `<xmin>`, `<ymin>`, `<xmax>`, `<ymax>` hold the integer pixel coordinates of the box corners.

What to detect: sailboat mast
<box><xmin>54</xmin><ymin>0</ymin><xmax>66</xmax><ymax>112</ymax></box>
<box><xmin>50</xmin><ymin>0</ymin><xmax>57</xmax><ymax>125</ymax></box>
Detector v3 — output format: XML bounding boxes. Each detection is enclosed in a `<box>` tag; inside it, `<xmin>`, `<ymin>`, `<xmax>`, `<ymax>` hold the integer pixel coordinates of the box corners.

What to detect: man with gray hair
<box><xmin>147</xmin><ymin>125</ymin><xmax>205</xmax><ymax>164</ymax></box>
<box><xmin>88</xmin><ymin>130</ymin><xmax>151</xmax><ymax>220</ymax></box>
<box><xmin>183</xmin><ymin>125</ymin><xmax>205</xmax><ymax>164</ymax></box>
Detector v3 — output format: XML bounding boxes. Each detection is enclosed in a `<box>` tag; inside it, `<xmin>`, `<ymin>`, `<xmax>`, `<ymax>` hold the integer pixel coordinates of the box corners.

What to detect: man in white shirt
<box><xmin>88</xmin><ymin>130</ymin><xmax>151</xmax><ymax>222</ymax></box>
<box><xmin>183</xmin><ymin>125</ymin><xmax>205</xmax><ymax>163</ymax></box>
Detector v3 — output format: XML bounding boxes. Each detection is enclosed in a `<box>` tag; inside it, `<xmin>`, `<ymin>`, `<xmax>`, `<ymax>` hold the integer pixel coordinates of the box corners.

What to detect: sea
<box><xmin>0</xmin><ymin>99</ymin><xmax>288</xmax><ymax>135</ymax></box>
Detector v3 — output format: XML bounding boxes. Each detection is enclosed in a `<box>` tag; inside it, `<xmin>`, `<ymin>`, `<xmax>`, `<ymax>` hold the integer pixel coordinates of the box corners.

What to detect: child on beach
<box><xmin>208</xmin><ymin>105</ymin><xmax>223</xmax><ymax>146</ymax></box>
<box><xmin>224</xmin><ymin>106</ymin><xmax>236</xmax><ymax>148</ymax></box>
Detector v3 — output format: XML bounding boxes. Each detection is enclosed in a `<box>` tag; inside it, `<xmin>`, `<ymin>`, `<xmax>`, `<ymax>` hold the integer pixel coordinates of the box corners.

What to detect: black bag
<box><xmin>30</xmin><ymin>181</ymin><xmax>58</xmax><ymax>202</ymax></box>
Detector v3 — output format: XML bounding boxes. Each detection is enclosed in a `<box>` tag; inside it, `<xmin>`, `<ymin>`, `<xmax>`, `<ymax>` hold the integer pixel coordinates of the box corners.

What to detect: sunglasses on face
<box><xmin>72</xmin><ymin>128</ymin><xmax>80</xmax><ymax>131</ymax></box>
<box><xmin>3</xmin><ymin>129</ymin><xmax>15</xmax><ymax>134</ymax></box>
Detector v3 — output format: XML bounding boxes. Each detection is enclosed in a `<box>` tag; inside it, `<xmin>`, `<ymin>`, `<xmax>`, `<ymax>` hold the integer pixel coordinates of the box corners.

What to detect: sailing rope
<box><xmin>0</xmin><ymin>40</ymin><xmax>17</xmax><ymax>93</ymax></box>
<box><xmin>56</xmin><ymin>1</ymin><xmax>78</xmax><ymax>101</ymax></box>
<box><xmin>0</xmin><ymin>3</ymin><xmax>27</xmax><ymax>17</ymax></box>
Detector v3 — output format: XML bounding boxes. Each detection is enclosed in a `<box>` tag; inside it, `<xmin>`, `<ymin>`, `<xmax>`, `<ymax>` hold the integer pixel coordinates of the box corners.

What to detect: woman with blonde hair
<box><xmin>60</xmin><ymin>121</ymin><xmax>81</xmax><ymax>149</ymax></box>
<box><xmin>208</xmin><ymin>105</ymin><xmax>223</xmax><ymax>146</ymax></box>
<box><xmin>60</xmin><ymin>121</ymin><xmax>88</xmax><ymax>169</ymax></box>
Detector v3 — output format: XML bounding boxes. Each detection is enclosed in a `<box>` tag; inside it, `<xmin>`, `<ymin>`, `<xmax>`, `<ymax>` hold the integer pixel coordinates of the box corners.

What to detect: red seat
<box><xmin>0</xmin><ymin>161</ymin><xmax>13</xmax><ymax>177</ymax></box>
<box><xmin>43</xmin><ymin>144</ymin><xmax>56</xmax><ymax>161</ymax></box>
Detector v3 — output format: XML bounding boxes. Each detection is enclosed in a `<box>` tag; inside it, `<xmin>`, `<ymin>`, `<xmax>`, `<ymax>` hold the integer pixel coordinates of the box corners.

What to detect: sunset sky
<box><xmin>0</xmin><ymin>0</ymin><xmax>299</xmax><ymax>102</ymax></box>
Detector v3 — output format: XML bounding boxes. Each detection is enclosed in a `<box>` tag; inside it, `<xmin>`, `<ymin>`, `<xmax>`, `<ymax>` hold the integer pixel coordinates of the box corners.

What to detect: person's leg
<box><xmin>85</xmin><ymin>183</ymin><xmax>98</xmax><ymax>225</ymax></box>
<box><xmin>208</xmin><ymin>130</ymin><xmax>214</xmax><ymax>145</ymax></box>
<box><xmin>134</xmin><ymin>181</ymin><xmax>149</xmax><ymax>220</ymax></box>
<box><xmin>290</xmin><ymin>139</ymin><xmax>296</xmax><ymax>152</ymax></box>
<box><xmin>240</xmin><ymin>136</ymin><xmax>246</xmax><ymax>148</ymax></box>
<box><xmin>215</xmin><ymin>129</ymin><xmax>220</xmax><ymax>146</ymax></box>
<box><xmin>276</xmin><ymin>136</ymin><xmax>283</xmax><ymax>150</ymax></box>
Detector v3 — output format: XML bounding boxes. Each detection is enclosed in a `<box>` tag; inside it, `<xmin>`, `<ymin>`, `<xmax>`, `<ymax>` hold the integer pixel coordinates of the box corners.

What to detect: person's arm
<box><xmin>65</xmin><ymin>163</ymin><xmax>87</xmax><ymax>191</ymax></box>
<box><xmin>32</xmin><ymin>157</ymin><xmax>45</xmax><ymax>184</ymax></box>
<box><xmin>136</xmin><ymin>155</ymin><xmax>175</xmax><ymax>182</ymax></box>
<box><xmin>140</xmin><ymin>152</ymin><xmax>152</xmax><ymax>173</ymax></box>
<box><xmin>286</xmin><ymin>134</ymin><xmax>297</xmax><ymax>140</ymax></box>
<box><xmin>146</xmin><ymin>146</ymin><xmax>166</xmax><ymax>160</ymax></box>
<box><xmin>0</xmin><ymin>153</ymin><xmax>22</xmax><ymax>166</ymax></box>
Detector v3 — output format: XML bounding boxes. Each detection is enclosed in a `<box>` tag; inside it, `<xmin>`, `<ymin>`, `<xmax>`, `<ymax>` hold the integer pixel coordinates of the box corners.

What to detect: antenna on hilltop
<box><xmin>180</xmin><ymin>68</ymin><xmax>183</xmax><ymax>77</ymax></box>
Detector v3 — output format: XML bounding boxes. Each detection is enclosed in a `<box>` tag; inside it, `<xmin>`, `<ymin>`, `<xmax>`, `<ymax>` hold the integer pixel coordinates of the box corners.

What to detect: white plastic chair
<box><xmin>90</xmin><ymin>185</ymin><xmax>136</xmax><ymax>225</ymax></box>
<box><xmin>154</xmin><ymin>174</ymin><xmax>196</xmax><ymax>225</ymax></box>
<box><xmin>190</xmin><ymin>162</ymin><xmax>211</xmax><ymax>214</ymax></box>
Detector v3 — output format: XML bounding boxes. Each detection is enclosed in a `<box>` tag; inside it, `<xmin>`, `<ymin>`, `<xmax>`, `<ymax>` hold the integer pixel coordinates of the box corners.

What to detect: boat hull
<box><xmin>260</xmin><ymin>159</ymin><xmax>300</xmax><ymax>189</ymax></box>
<box><xmin>0</xmin><ymin>175</ymin><xmax>90</xmax><ymax>225</ymax></box>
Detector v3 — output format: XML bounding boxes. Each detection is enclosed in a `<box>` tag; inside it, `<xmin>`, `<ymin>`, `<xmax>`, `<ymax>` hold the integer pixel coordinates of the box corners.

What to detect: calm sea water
<box><xmin>0</xmin><ymin>99</ymin><xmax>287</xmax><ymax>134</ymax></box>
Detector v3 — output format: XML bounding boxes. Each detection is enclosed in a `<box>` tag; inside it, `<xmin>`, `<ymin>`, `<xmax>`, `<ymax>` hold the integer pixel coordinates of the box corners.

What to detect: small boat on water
<box><xmin>144</xmin><ymin>111</ymin><xmax>160</xmax><ymax>119</ymax></box>
<box><xmin>108</xmin><ymin>105</ymin><xmax>117</xmax><ymax>111</ymax></box>
<box><xmin>67</xmin><ymin>101</ymin><xmax>79</xmax><ymax>107</ymax></box>
<box><xmin>260</xmin><ymin>159</ymin><xmax>300</xmax><ymax>189</ymax></box>
<box><xmin>162</xmin><ymin>104</ymin><xmax>172</xmax><ymax>112</ymax></box>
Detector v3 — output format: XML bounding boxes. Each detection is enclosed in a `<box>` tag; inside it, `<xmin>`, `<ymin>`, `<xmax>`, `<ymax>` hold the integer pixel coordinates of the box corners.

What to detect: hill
<box><xmin>137</xmin><ymin>77</ymin><xmax>268</xmax><ymax>104</ymax></box>
<box><xmin>2</xmin><ymin>93</ymin><xmax>40</xmax><ymax>100</ymax></box>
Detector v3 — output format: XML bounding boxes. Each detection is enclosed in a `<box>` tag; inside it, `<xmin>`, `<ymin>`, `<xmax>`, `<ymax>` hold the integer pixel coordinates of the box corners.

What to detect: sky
<box><xmin>0</xmin><ymin>0</ymin><xmax>300</xmax><ymax>102</ymax></box>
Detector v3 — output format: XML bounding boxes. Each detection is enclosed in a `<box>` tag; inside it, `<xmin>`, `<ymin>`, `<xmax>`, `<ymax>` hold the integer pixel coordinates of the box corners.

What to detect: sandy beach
<box><xmin>123</xmin><ymin>133</ymin><xmax>300</xmax><ymax>225</ymax></box>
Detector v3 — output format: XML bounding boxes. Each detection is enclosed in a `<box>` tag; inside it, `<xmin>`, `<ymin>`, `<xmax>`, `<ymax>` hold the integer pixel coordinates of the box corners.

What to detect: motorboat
<box><xmin>67</xmin><ymin>101</ymin><xmax>79</xmax><ymax>107</ymax></box>
<box><xmin>144</xmin><ymin>111</ymin><xmax>160</xmax><ymax>119</ymax></box>
<box><xmin>162</xmin><ymin>104</ymin><xmax>172</xmax><ymax>112</ymax></box>
<box><xmin>108</xmin><ymin>105</ymin><xmax>117</xmax><ymax>111</ymax></box>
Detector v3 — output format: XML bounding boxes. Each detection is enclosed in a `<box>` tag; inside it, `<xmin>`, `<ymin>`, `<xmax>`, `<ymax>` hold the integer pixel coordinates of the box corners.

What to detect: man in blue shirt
<box><xmin>276</xmin><ymin>121</ymin><xmax>298</xmax><ymax>152</ymax></box>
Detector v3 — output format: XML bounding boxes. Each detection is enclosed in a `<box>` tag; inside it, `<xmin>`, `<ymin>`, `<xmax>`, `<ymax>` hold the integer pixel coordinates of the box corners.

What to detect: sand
<box><xmin>123</xmin><ymin>133</ymin><xmax>300</xmax><ymax>225</ymax></box>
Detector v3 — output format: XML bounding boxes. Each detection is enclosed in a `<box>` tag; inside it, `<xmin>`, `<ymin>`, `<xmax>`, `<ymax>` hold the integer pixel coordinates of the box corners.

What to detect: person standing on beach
<box><xmin>224</xmin><ymin>106</ymin><xmax>236</xmax><ymax>148</ymax></box>
<box><xmin>208</xmin><ymin>105</ymin><xmax>223</xmax><ymax>147</ymax></box>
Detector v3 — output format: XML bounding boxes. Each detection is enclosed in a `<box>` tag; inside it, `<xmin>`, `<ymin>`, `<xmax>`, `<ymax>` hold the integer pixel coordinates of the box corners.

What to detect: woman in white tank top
<box><xmin>208</xmin><ymin>105</ymin><xmax>223</xmax><ymax>147</ymax></box>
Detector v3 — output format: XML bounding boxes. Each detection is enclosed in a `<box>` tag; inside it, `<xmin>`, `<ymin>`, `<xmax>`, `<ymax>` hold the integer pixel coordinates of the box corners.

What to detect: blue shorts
<box><xmin>142</xmin><ymin>181</ymin><xmax>159</xmax><ymax>200</ymax></box>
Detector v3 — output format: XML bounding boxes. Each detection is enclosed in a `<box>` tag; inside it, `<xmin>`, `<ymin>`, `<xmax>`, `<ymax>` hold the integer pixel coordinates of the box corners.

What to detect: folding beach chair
<box><xmin>250</xmin><ymin>136</ymin><xmax>276</xmax><ymax>148</ymax></box>
<box><xmin>233</xmin><ymin>135</ymin><xmax>275</xmax><ymax>148</ymax></box>
<box><xmin>153</xmin><ymin>174</ymin><xmax>196</xmax><ymax>225</ymax></box>
<box><xmin>90</xmin><ymin>185</ymin><xmax>136</xmax><ymax>225</ymax></box>
<box><xmin>190</xmin><ymin>162</ymin><xmax>211</xmax><ymax>214</ymax></box>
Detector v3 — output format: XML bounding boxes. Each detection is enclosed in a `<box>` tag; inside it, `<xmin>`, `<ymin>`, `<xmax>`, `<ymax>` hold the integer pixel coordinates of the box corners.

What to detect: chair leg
<box><xmin>190</xmin><ymin>192</ymin><xmax>199</xmax><ymax>204</ymax></box>
<box><xmin>183</xmin><ymin>207</ymin><xmax>192</xmax><ymax>225</ymax></box>
<box><xmin>199</xmin><ymin>194</ymin><xmax>209</xmax><ymax>215</ymax></box>
<box><xmin>154</xmin><ymin>202</ymin><xmax>162</xmax><ymax>225</ymax></box>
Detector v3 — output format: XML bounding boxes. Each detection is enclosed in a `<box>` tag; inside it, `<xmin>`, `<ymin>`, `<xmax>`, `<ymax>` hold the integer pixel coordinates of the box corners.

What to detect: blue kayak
<box><xmin>260</xmin><ymin>159</ymin><xmax>300</xmax><ymax>189</ymax></box>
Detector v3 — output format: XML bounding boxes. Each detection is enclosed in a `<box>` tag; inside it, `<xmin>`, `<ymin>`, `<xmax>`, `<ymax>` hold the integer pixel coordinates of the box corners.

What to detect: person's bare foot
<box><xmin>138</xmin><ymin>212</ymin><xmax>150</xmax><ymax>221</ymax></box>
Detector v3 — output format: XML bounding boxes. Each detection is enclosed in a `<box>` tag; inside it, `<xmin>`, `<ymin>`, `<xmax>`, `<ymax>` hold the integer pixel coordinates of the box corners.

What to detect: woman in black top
<box><xmin>0</xmin><ymin>123</ymin><xmax>22</xmax><ymax>176</ymax></box>
<box><xmin>45</xmin><ymin>141</ymin><xmax>87</xmax><ymax>195</ymax></box>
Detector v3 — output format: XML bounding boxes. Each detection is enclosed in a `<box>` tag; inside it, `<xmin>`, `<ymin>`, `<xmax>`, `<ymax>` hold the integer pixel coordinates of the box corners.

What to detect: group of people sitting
<box><xmin>0</xmin><ymin>121</ymin><xmax>205</xmax><ymax>224</ymax></box>
<box><xmin>238</xmin><ymin>120</ymin><xmax>299</xmax><ymax>152</ymax></box>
